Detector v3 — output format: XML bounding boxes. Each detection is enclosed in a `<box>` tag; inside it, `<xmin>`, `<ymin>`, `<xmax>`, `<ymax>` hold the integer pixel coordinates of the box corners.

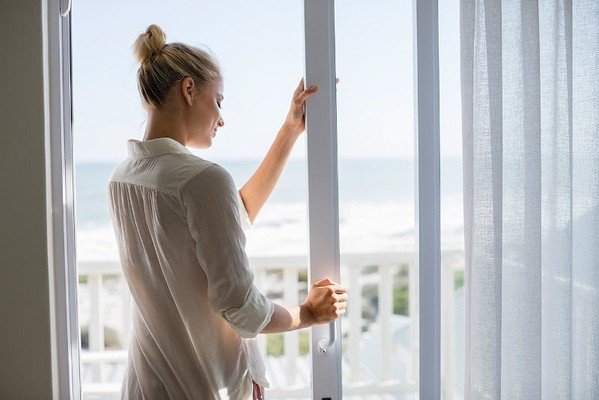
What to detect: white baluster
<box><xmin>256</xmin><ymin>269</ymin><xmax>268</xmax><ymax>364</ymax></box>
<box><xmin>89</xmin><ymin>273</ymin><xmax>104</xmax><ymax>381</ymax></box>
<box><xmin>349</xmin><ymin>264</ymin><xmax>362</xmax><ymax>382</ymax></box>
<box><xmin>441</xmin><ymin>262</ymin><xmax>454</xmax><ymax>399</ymax></box>
<box><xmin>380</xmin><ymin>264</ymin><xmax>393</xmax><ymax>381</ymax></box>
<box><xmin>409</xmin><ymin>259</ymin><xmax>419</xmax><ymax>384</ymax></box>
<box><xmin>284</xmin><ymin>267</ymin><xmax>299</xmax><ymax>385</ymax></box>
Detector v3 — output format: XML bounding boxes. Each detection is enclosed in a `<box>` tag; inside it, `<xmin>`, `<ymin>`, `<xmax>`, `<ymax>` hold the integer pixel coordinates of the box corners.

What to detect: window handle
<box><xmin>318</xmin><ymin>320</ymin><xmax>336</xmax><ymax>355</ymax></box>
<box><xmin>60</xmin><ymin>0</ymin><xmax>72</xmax><ymax>17</ymax></box>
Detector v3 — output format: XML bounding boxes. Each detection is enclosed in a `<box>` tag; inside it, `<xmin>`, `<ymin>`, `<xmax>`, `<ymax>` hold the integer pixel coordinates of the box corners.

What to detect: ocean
<box><xmin>75</xmin><ymin>157</ymin><xmax>464</xmax><ymax>261</ymax></box>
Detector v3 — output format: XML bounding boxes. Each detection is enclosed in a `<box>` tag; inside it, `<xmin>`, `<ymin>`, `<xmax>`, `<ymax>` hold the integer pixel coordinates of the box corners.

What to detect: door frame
<box><xmin>45</xmin><ymin>0</ymin><xmax>81</xmax><ymax>399</ymax></box>
<box><xmin>413</xmin><ymin>0</ymin><xmax>441</xmax><ymax>398</ymax></box>
<box><xmin>303</xmin><ymin>1</ymin><xmax>343</xmax><ymax>399</ymax></box>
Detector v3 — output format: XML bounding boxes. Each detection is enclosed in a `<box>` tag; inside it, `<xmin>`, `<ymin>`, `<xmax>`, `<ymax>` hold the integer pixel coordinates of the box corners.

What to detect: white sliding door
<box><xmin>305</xmin><ymin>0</ymin><xmax>441</xmax><ymax>399</ymax></box>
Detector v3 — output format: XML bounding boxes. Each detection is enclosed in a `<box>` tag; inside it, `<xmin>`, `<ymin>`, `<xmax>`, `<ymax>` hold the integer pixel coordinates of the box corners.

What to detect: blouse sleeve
<box><xmin>236</xmin><ymin>189</ymin><xmax>252</xmax><ymax>231</ymax></box>
<box><xmin>180</xmin><ymin>164</ymin><xmax>273</xmax><ymax>338</ymax></box>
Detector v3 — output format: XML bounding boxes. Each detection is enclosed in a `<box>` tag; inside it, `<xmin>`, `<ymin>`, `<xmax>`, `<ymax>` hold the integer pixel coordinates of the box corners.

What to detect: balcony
<box><xmin>78</xmin><ymin>251</ymin><xmax>463</xmax><ymax>399</ymax></box>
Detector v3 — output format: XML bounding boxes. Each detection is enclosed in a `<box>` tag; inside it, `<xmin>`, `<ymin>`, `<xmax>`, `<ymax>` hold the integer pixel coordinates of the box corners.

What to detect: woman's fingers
<box><xmin>294</xmin><ymin>86</ymin><xmax>317</xmax><ymax>106</ymax></box>
<box><xmin>333</xmin><ymin>294</ymin><xmax>347</xmax><ymax>306</ymax></box>
<box><xmin>313</xmin><ymin>279</ymin><xmax>346</xmax><ymax>293</ymax></box>
<box><xmin>312</xmin><ymin>277</ymin><xmax>333</xmax><ymax>287</ymax></box>
<box><xmin>294</xmin><ymin>76</ymin><xmax>341</xmax><ymax>102</ymax></box>
<box><xmin>330</xmin><ymin>283</ymin><xmax>347</xmax><ymax>294</ymax></box>
<box><xmin>293</xmin><ymin>77</ymin><xmax>305</xmax><ymax>97</ymax></box>
<box><xmin>331</xmin><ymin>285</ymin><xmax>347</xmax><ymax>319</ymax></box>
<box><xmin>333</xmin><ymin>292</ymin><xmax>349</xmax><ymax>302</ymax></box>
<box><xmin>313</xmin><ymin>277</ymin><xmax>344</xmax><ymax>288</ymax></box>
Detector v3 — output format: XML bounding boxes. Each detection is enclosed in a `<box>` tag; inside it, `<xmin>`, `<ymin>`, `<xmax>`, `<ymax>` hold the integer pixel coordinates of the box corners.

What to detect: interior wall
<box><xmin>0</xmin><ymin>0</ymin><xmax>54</xmax><ymax>398</ymax></box>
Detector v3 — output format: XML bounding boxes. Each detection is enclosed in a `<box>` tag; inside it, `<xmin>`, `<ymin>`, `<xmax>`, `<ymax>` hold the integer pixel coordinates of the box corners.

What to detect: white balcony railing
<box><xmin>77</xmin><ymin>251</ymin><xmax>463</xmax><ymax>399</ymax></box>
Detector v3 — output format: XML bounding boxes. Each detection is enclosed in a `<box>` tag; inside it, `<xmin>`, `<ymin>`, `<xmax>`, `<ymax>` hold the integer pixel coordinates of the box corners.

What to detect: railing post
<box><xmin>379</xmin><ymin>264</ymin><xmax>394</xmax><ymax>381</ymax></box>
<box><xmin>88</xmin><ymin>273</ymin><xmax>104</xmax><ymax>381</ymax></box>
<box><xmin>441</xmin><ymin>261</ymin><xmax>454</xmax><ymax>399</ymax></box>
<box><xmin>409</xmin><ymin>259</ymin><xmax>419</xmax><ymax>383</ymax></box>
<box><xmin>284</xmin><ymin>267</ymin><xmax>299</xmax><ymax>385</ymax></box>
<box><xmin>256</xmin><ymin>268</ymin><xmax>268</xmax><ymax>363</ymax></box>
<box><xmin>348</xmin><ymin>263</ymin><xmax>362</xmax><ymax>382</ymax></box>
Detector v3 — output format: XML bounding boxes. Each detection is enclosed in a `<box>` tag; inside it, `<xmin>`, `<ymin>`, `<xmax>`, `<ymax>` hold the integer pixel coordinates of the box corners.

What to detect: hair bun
<box><xmin>133</xmin><ymin>24</ymin><xmax>167</xmax><ymax>64</ymax></box>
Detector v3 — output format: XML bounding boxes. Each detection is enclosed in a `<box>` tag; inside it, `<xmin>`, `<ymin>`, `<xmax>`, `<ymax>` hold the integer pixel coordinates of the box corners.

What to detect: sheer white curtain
<box><xmin>461</xmin><ymin>0</ymin><xmax>598</xmax><ymax>398</ymax></box>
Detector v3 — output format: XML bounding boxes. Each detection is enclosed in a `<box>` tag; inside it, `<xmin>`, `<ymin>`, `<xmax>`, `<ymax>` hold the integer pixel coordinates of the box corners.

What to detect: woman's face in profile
<box><xmin>185</xmin><ymin>77</ymin><xmax>225</xmax><ymax>149</ymax></box>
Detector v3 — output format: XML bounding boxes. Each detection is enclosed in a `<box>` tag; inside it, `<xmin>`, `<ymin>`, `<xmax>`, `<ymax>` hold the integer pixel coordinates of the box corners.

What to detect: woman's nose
<box><xmin>218</xmin><ymin>117</ymin><xmax>225</xmax><ymax>127</ymax></box>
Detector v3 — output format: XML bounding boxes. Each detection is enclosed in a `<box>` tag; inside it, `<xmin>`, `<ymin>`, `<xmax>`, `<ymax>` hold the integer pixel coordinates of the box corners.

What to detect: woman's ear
<box><xmin>181</xmin><ymin>77</ymin><xmax>195</xmax><ymax>106</ymax></box>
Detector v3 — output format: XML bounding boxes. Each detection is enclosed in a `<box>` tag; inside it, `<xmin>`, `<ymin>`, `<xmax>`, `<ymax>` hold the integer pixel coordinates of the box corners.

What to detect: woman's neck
<box><xmin>143</xmin><ymin>108</ymin><xmax>188</xmax><ymax>145</ymax></box>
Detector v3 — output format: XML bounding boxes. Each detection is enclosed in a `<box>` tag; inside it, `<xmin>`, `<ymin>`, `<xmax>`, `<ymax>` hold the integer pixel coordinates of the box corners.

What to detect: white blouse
<box><xmin>108</xmin><ymin>137</ymin><xmax>274</xmax><ymax>400</ymax></box>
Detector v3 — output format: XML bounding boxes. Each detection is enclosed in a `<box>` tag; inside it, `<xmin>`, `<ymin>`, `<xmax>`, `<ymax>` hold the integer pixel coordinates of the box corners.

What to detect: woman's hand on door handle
<box><xmin>302</xmin><ymin>277</ymin><xmax>348</xmax><ymax>325</ymax></box>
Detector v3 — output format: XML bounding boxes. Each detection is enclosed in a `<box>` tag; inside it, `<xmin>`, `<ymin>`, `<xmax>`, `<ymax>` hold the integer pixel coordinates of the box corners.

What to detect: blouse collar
<box><xmin>127</xmin><ymin>137</ymin><xmax>193</xmax><ymax>158</ymax></box>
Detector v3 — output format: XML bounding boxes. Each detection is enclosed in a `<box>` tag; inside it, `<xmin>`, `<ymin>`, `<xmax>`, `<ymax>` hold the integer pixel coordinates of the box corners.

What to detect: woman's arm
<box><xmin>260</xmin><ymin>302</ymin><xmax>314</xmax><ymax>333</ymax></box>
<box><xmin>260</xmin><ymin>278</ymin><xmax>348</xmax><ymax>334</ymax></box>
<box><xmin>239</xmin><ymin>124</ymin><xmax>299</xmax><ymax>225</ymax></box>
<box><xmin>240</xmin><ymin>78</ymin><xmax>340</xmax><ymax>224</ymax></box>
<box><xmin>240</xmin><ymin>77</ymin><xmax>340</xmax><ymax>224</ymax></box>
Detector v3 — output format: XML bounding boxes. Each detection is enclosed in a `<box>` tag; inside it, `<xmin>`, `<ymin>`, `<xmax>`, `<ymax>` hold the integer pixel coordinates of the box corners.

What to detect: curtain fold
<box><xmin>461</xmin><ymin>0</ymin><xmax>598</xmax><ymax>398</ymax></box>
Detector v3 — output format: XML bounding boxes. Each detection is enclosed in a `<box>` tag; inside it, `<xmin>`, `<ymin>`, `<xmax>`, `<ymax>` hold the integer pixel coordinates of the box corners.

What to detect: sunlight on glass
<box><xmin>439</xmin><ymin>0</ymin><xmax>465</xmax><ymax>398</ymax></box>
<box><xmin>335</xmin><ymin>1</ymin><xmax>418</xmax><ymax>399</ymax></box>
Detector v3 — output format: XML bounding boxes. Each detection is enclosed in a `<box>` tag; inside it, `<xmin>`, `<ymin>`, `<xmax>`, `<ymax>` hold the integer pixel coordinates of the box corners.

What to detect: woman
<box><xmin>108</xmin><ymin>24</ymin><xmax>348</xmax><ymax>400</ymax></box>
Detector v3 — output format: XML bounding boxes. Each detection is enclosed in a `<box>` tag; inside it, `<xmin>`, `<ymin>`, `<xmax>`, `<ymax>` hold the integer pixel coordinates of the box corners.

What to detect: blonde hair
<box><xmin>132</xmin><ymin>24</ymin><xmax>222</xmax><ymax>110</ymax></box>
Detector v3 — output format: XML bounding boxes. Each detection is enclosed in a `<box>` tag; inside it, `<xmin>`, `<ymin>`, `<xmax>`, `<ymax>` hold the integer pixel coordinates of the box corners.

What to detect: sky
<box><xmin>71</xmin><ymin>0</ymin><xmax>461</xmax><ymax>163</ymax></box>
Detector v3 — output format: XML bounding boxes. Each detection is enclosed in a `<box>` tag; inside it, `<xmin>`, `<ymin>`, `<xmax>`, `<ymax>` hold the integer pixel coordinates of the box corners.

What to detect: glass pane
<box><xmin>335</xmin><ymin>1</ymin><xmax>418</xmax><ymax>398</ymax></box>
<box><xmin>440</xmin><ymin>0</ymin><xmax>465</xmax><ymax>398</ymax></box>
<box><xmin>72</xmin><ymin>1</ymin><xmax>311</xmax><ymax>398</ymax></box>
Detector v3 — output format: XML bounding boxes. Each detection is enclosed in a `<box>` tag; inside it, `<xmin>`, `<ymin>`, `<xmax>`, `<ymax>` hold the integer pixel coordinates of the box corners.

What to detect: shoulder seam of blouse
<box><xmin>177</xmin><ymin>162</ymin><xmax>237</xmax><ymax>210</ymax></box>
<box><xmin>176</xmin><ymin>161</ymin><xmax>220</xmax><ymax>198</ymax></box>
<box><xmin>109</xmin><ymin>160</ymin><xmax>218</xmax><ymax>201</ymax></box>
<box><xmin>109</xmin><ymin>178</ymin><xmax>179</xmax><ymax>198</ymax></box>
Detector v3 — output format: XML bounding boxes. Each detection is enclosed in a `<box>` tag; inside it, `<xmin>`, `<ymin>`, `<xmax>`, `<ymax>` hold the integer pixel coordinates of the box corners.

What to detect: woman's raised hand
<box><xmin>284</xmin><ymin>77</ymin><xmax>340</xmax><ymax>137</ymax></box>
<box><xmin>302</xmin><ymin>277</ymin><xmax>348</xmax><ymax>325</ymax></box>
